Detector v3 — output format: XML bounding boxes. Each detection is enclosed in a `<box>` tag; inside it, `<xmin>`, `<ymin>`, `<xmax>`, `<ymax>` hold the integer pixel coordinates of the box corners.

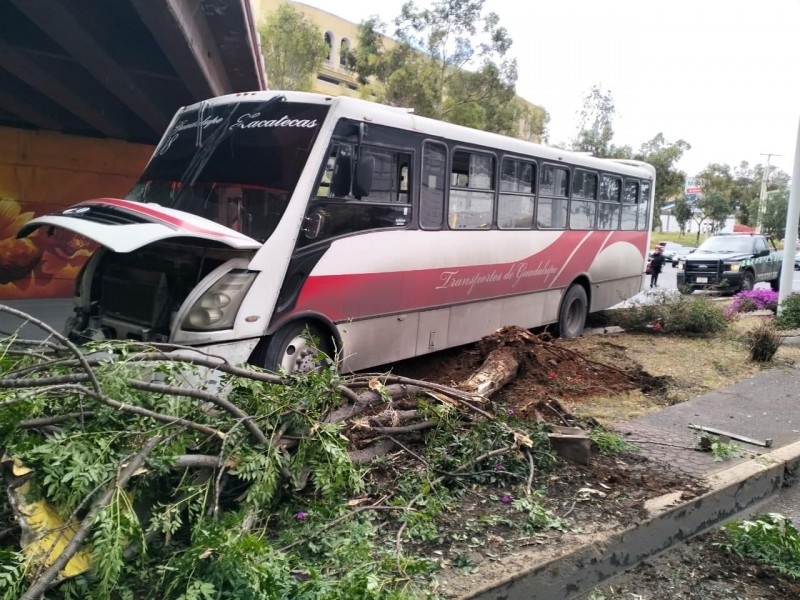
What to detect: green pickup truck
<box><xmin>676</xmin><ymin>233</ymin><xmax>782</xmax><ymax>294</ymax></box>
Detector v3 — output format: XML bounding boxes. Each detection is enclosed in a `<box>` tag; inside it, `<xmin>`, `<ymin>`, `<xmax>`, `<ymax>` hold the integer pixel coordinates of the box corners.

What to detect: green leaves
<box><xmin>354</xmin><ymin>0</ymin><xmax>538</xmax><ymax>136</ymax></box>
<box><xmin>259</xmin><ymin>4</ymin><xmax>327</xmax><ymax>91</ymax></box>
<box><xmin>719</xmin><ymin>513</ymin><xmax>800</xmax><ymax>579</ymax></box>
<box><xmin>0</xmin><ymin>549</ymin><xmax>27</xmax><ymax>600</ymax></box>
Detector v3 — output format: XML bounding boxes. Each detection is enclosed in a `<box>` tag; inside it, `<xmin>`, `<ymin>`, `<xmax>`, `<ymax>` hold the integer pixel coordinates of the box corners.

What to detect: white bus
<box><xmin>19</xmin><ymin>91</ymin><xmax>655</xmax><ymax>373</ymax></box>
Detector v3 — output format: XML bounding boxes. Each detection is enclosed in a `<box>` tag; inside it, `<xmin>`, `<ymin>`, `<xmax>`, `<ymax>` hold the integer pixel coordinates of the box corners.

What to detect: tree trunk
<box><xmin>458</xmin><ymin>346</ymin><xmax>521</xmax><ymax>399</ymax></box>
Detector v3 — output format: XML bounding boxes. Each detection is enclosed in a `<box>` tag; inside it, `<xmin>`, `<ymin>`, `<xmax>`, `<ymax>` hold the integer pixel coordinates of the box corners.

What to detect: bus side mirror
<box><xmin>330</xmin><ymin>154</ymin><xmax>352</xmax><ymax>197</ymax></box>
<box><xmin>353</xmin><ymin>155</ymin><xmax>374</xmax><ymax>199</ymax></box>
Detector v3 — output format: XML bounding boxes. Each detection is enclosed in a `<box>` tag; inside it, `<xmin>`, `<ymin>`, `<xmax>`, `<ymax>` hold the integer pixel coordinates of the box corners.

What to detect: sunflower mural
<box><xmin>0</xmin><ymin>197</ymin><xmax>95</xmax><ymax>300</ymax></box>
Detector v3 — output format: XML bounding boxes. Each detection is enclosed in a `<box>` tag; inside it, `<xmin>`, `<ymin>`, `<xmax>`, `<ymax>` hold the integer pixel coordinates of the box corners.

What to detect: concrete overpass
<box><xmin>0</xmin><ymin>0</ymin><xmax>267</xmax><ymax>301</ymax></box>
<box><xmin>0</xmin><ymin>0</ymin><xmax>267</xmax><ymax>144</ymax></box>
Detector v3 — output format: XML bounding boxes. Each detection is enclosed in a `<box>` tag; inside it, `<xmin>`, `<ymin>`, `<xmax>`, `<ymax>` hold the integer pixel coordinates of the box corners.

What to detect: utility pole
<box><xmin>756</xmin><ymin>153</ymin><xmax>781</xmax><ymax>233</ymax></box>
<box><xmin>779</xmin><ymin>121</ymin><xmax>800</xmax><ymax>309</ymax></box>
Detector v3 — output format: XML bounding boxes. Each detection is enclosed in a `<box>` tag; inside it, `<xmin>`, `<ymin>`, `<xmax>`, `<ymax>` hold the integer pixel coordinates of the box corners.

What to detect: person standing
<box><xmin>649</xmin><ymin>246</ymin><xmax>665</xmax><ymax>288</ymax></box>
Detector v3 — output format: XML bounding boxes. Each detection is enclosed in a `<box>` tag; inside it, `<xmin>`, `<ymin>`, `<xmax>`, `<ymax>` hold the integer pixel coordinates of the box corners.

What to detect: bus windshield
<box><xmin>696</xmin><ymin>236</ymin><xmax>756</xmax><ymax>254</ymax></box>
<box><xmin>126</xmin><ymin>99</ymin><xmax>329</xmax><ymax>242</ymax></box>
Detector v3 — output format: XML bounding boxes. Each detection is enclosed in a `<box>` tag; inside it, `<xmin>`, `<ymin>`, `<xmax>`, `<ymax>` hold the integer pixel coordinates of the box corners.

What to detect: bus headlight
<box><xmin>183</xmin><ymin>270</ymin><xmax>256</xmax><ymax>331</ymax></box>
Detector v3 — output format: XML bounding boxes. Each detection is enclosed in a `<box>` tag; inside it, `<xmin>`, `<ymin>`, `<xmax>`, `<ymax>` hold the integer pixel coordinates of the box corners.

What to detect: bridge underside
<box><xmin>0</xmin><ymin>0</ymin><xmax>266</xmax><ymax>144</ymax></box>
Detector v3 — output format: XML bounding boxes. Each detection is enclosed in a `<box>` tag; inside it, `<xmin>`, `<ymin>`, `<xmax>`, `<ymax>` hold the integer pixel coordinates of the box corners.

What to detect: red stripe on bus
<box><xmin>291</xmin><ymin>230</ymin><xmax>647</xmax><ymax>322</ymax></box>
<box><xmin>79</xmin><ymin>198</ymin><xmax>243</xmax><ymax>240</ymax></box>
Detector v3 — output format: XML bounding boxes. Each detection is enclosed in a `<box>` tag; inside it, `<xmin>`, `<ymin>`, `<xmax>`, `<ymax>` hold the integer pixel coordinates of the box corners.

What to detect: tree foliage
<box><xmin>0</xmin><ymin>310</ymin><xmax>561</xmax><ymax>600</ymax></box>
<box><xmin>354</xmin><ymin>0</ymin><xmax>547</xmax><ymax>138</ymax></box>
<box><xmin>632</xmin><ymin>133</ymin><xmax>691</xmax><ymax>229</ymax></box>
<box><xmin>673</xmin><ymin>197</ymin><xmax>693</xmax><ymax>235</ymax></box>
<box><xmin>690</xmin><ymin>189</ymin><xmax>732</xmax><ymax>243</ymax></box>
<box><xmin>259</xmin><ymin>4</ymin><xmax>327</xmax><ymax>91</ymax></box>
<box><xmin>571</xmin><ymin>86</ymin><xmax>627</xmax><ymax>158</ymax></box>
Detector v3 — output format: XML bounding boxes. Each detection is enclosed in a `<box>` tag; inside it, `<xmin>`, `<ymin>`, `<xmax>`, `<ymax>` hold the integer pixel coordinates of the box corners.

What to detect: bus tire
<box><xmin>740</xmin><ymin>270</ymin><xmax>756</xmax><ymax>292</ymax></box>
<box><xmin>262</xmin><ymin>321</ymin><xmax>333</xmax><ymax>374</ymax></box>
<box><xmin>557</xmin><ymin>284</ymin><xmax>588</xmax><ymax>339</ymax></box>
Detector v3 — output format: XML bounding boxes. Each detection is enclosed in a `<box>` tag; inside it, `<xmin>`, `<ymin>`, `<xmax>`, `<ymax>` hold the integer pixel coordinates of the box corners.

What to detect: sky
<box><xmin>298</xmin><ymin>0</ymin><xmax>800</xmax><ymax>179</ymax></box>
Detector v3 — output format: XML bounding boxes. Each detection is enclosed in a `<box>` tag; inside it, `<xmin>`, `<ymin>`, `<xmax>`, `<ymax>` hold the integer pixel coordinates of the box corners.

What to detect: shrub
<box><xmin>717</xmin><ymin>513</ymin><xmax>800</xmax><ymax>579</ymax></box>
<box><xmin>775</xmin><ymin>293</ymin><xmax>800</xmax><ymax>330</ymax></box>
<box><xmin>590</xmin><ymin>428</ymin><xmax>638</xmax><ymax>456</ymax></box>
<box><xmin>609</xmin><ymin>294</ymin><xmax>728</xmax><ymax>337</ymax></box>
<box><xmin>726</xmin><ymin>289</ymin><xmax>778</xmax><ymax>316</ymax></box>
<box><xmin>664</xmin><ymin>296</ymin><xmax>728</xmax><ymax>335</ymax></box>
<box><xmin>743</xmin><ymin>320</ymin><xmax>783</xmax><ymax>362</ymax></box>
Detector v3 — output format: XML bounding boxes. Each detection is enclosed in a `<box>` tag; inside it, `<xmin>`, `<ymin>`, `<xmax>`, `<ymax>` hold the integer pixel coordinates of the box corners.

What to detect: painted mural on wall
<box><xmin>0</xmin><ymin>197</ymin><xmax>96</xmax><ymax>299</ymax></box>
<box><xmin>0</xmin><ymin>126</ymin><xmax>153</xmax><ymax>301</ymax></box>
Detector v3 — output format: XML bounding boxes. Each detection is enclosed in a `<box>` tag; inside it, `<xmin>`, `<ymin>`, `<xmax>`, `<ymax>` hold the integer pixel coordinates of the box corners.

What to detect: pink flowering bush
<box><xmin>726</xmin><ymin>289</ymin><xmax>778</xmax><ymax>316</ymax></box>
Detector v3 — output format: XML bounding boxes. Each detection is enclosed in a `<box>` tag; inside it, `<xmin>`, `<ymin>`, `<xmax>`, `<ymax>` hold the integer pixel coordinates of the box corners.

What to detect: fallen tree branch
<box><xmin>18</xmin><ymin>412</ymin><xmax>95</xmax><ymax>428</ymax></box>
<box><xmin>367</xmin><ymin>422</ymin><xmax>436</xmax><ymax>435</ymax></box>
<box><xmin>20</xmin><ymin>435</ymin><xmax>164</xmax><ymax>600</ymax></box>
<box><xmin>0</xmin><ymin>305</ymin><xmax>103</xmax><ymax>398</ymax></box>
<box><xmin>42</xmin><ymin>383</ymin><xmax>226</xmax><ymax>440</ymax></box>
<box><xmin>349</xmin><ymin>439</ymin><xmax>396</xmax><ymax>465</ymax></box>
<box><xmin>128</xmin><ymin>379</ymin><xmax>267</xmax><ymax>445</ymax></box>
<box><xmin>0</xmin><ymin>374</ymin><xmax>90</xmax><ymax>388</ymax></box>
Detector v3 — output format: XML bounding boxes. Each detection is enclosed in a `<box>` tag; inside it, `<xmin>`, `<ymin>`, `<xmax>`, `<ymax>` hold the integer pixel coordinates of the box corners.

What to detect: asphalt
<box><xmin>4</xmin><ymin>297</ymin><xmax>800</xmax><ymax>599</ymax></box>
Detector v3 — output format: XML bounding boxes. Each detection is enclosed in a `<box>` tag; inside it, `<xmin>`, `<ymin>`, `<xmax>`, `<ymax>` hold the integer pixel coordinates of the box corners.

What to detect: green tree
<box><xmin>762</xmin><ymin>188</ymin><xmax>790</xmax><ymax>239</ymax></box>
<box><xmin>571</xmin><ymin>85</ymin><xmax>633</xmax><ymax>159</ymax></box>
<box><xmin>572</xmin><ymin>85</ymin><xmax>615</xmax><ymax>157</ymax></box>
<box><xmin>259</xmin><ymin>3</ymin><xmax>327</xmax><ymax>91</ymax></box>
<box><xmin>633</xmin><ymin>133</ymin><xmax>690</xmax><ymax>228</ymax></box>
<box><xmin>354</xmin><ymin>0</ymin><xmax>543</xmax><ymax>136</ymax></box>
<box><xmin>692</xmin><ymin>190</ymin><xmax>731</xmax><ymax>244</ymax></box>
<box><xmin>673</xmin><ymin>196</ymin><xmax>693</xmax><ymax>235</ymax></box>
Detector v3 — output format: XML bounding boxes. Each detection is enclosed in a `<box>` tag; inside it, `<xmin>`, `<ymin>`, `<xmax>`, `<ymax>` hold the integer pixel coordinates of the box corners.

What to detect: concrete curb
<box><xmin>462</xmin><ymin>440</ymin><xmax>800</xmax><ymax>600</ymax></box>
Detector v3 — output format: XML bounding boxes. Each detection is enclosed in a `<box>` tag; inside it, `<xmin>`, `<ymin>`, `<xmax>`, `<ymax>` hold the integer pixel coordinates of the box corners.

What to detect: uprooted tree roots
<box><xmin>0</xmin><ymin>307</ymin><xmax>645</xmax><ymax>600</ymax></box>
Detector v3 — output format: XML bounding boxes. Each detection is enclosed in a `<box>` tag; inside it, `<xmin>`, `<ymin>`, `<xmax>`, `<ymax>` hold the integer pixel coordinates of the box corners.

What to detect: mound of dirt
<box><xmin>392</xmin><ymin>327</ymin><xmax>670</xmax><ymax>426</ymax></box>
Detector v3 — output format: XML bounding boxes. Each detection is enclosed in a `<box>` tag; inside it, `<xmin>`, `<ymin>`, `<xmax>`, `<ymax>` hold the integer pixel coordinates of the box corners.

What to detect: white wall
<box><xmin>659</xmin><ymin>213</ymin><xmax>735</xmax><ymax>234</ymax></box>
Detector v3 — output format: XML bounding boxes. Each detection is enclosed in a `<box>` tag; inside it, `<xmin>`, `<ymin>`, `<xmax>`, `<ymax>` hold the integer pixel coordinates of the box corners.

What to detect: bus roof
<box><xmin>177</xmin><ymin>90</ymin><xmax>655</xmax><ymax>180</ymax></box>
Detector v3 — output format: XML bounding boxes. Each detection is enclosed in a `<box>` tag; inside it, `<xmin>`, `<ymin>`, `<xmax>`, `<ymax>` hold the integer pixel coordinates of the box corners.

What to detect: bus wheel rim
<box><xmin>280</xmin><ymin>334</ymin><xmax>317</xmax><ymax>373</ymax></box>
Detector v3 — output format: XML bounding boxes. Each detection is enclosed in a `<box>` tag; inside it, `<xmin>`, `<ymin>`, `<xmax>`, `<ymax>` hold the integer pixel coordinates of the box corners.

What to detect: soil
<box><xmin>585</xmin><ymin>530</ymin><xmax>800</xmax><ymax>599</ymax></box>
<box><xmin>381</xmin><ymin>322</ymin><xmax>800</xmax><ymax>599</ymax></box>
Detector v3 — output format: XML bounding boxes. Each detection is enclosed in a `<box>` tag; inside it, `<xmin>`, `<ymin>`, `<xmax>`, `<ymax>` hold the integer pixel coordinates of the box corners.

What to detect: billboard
<box><xmin>684</xmin><ymin>177</ymin><xmax>705</xmax><ymax>197</ymax></box>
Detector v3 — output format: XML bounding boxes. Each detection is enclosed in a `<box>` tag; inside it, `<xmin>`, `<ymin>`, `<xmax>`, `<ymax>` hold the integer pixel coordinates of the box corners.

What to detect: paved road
<box><xmin>642</xmin><ymin>261</ymin><xmax>800</xmax><ymax>293</ymax></box>
<box><xmin>0</xmin><ymin>298</ymin><xmax>73</xmax><ymax>340</ymax></box>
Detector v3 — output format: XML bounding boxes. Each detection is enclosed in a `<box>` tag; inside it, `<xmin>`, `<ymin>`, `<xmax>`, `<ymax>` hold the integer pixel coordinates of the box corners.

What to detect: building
<box><xmin>255</xmin><ymin>0</ymin><xmax>371</xmax><ymax>97</ymax></box>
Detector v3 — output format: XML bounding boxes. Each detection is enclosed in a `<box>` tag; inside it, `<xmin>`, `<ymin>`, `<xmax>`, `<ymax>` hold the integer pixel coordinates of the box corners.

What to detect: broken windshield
<box><xmin>126</xmin><ymin>100</ymin><xmax>329</xmax><ymax>242</ymax></box>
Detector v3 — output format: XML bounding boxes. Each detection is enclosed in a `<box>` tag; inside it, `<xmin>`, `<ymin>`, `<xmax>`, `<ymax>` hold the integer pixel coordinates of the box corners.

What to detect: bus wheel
<box><xmin>557</xmin><ymin>284</ymin><xmax>588</xmax><ymax>339</ymax></box>
<box><xmin>262</xmin><ymin>322</ymin><xmax>333</xmax><ymax>374</ymax></box>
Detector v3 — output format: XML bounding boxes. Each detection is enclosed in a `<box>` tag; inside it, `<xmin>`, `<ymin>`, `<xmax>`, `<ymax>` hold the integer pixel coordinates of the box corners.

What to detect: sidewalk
<box><xmin>462</xmin><ymin>363</ymin><xmax>800</xmax><ymax>600</ymax></box>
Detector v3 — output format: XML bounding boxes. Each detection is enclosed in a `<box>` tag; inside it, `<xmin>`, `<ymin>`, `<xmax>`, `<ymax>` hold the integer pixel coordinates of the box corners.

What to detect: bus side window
<box><xmin>302</xmin><ymin>144</ymin><xmax>412</xmax><ymax>245</ymax></box>
<box><xmin>420</xmin><ymin>141</ymin><xmax>447</xmax><ymax>229</ymax></box>
<box><xmin>359</xmin><ymin>147</ymin><xmax>411</xmax><ymax>204</ymax></box>
<box><xmin>570</xmin><ymin>170</ymin><xmax>597</xmax><ymax>229</ymax></box>
<box><xmin>498</xmin><ymin>157</ymin><xmax>535</xmax><ymax>229</ymax></box>
<box><xmin>598</xmin><ymin>174</ymin><xmax>622</xmax><ymax>230</ymax></box>
<box><xmin>638</xmin><ymin>181</ymin><xmax>651</xmax><ymax>230</ymax></box>
<box><xmin>621</xmin><ymin>179</ymin><xmax>639</xmax><ymax>230</ymax></box>
<box><xmin>538</xmin><ymin>164</ymin><xmax>569</xmax><ymax>229</ymax></box>
<box><xmin>449</xmin><ymin>150</ymin><xmax>495</xmax><ymax>230</ymax></box>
